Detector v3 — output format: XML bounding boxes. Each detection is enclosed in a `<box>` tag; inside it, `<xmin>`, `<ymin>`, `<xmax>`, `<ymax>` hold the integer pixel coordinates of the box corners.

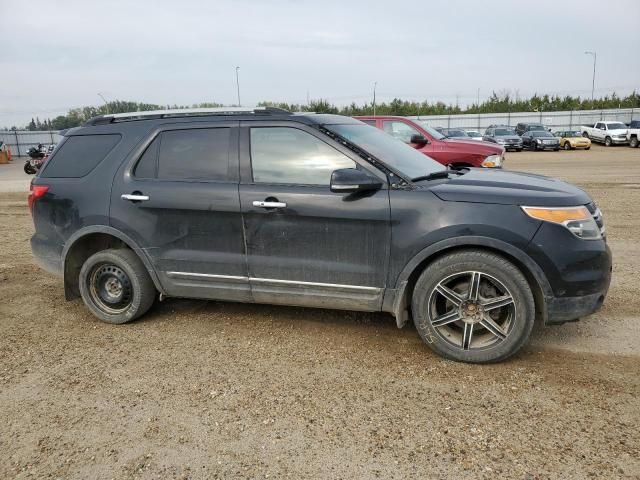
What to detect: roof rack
<box><xmin>85</xmin><ymin>106</ymin><xmax>292</xmax><ymax>126</ymax></box>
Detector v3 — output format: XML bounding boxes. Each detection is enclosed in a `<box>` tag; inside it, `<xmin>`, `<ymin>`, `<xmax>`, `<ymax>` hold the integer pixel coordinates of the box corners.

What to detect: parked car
<box><xmin>483</xmin><ymin>127</ymin><xmax>523</xmax><ymax>151</ymax></box>
<box><xmin>440</xmin><ymin>128</ymin><xmax>469</xmax><ymax>138</ymax></box>
<box><xmin>515</xmin><ymin>122</ymin><xmax>546</xmax><ymax>136</ymax></box>
<box><xmin>521</xmin><ymin>130</ymin><xmax>560</xmax><ymax>151</ymax></box>
<box><xmin>465</xmin><ymin>130</ymin><xmax>484</xmax><ymax>141</ymax></box>
<box><xmin>626</xmin><ymin>119</ymin><xmax>640</xmax><ymax>148</ymax></box>
<box><xmin>580</xmin><ymin>121</ymin><xmax>629</xmax><ymax>146</ymax></box>
<box><xmin>553</xmin><ymin>131</ymin><xmax>591</xmax><ymax>150</ymax></box>
<box><xmin>355</xmin><ymin>116</ymin><xmax>505</xmax><ymax>168</ymax></box>
<box><xmin>30</xmin><ymin>107</ymin><xmax>611</xmax><ymax>364</ymax></box>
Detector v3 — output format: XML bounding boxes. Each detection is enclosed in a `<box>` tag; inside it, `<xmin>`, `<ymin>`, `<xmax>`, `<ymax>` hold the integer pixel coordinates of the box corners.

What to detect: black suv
<box><xmin>515</xmin><ymin>122</ymin><xmax>547</xmax><ymax>136</ymax></box>
<box><xmin>30</xmin><ymin>108</ymin><xmax>611</xmax><ymax>363</ymax></box>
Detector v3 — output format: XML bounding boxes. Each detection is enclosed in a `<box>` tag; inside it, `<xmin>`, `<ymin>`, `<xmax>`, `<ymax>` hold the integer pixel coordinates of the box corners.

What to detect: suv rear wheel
<box><xmin>79</xmin><ymin>249</ymin><xmax>156</xmax><ymax>324</ymax></box>
<box><xmin>411</xmin><ymin>250</ymin><xmax>535</xmax><ymax>363</ymax></box>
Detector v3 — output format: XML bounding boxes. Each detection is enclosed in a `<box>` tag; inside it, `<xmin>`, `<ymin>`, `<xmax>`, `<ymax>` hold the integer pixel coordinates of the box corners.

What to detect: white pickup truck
<box><xmin>580</xmin><ymin>121</ymin><xmax>629</xmax><ymax>146</ymax></box>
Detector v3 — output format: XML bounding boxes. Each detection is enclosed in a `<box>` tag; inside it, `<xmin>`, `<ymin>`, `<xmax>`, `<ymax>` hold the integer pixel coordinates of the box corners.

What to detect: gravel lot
<box><xmin>1</xmin><ymin>146</ymin><xmax>639</xmax><ymax>479</ymax></box>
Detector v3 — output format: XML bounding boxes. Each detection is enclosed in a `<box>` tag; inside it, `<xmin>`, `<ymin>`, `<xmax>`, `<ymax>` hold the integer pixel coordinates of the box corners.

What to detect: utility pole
<box><xmin>373</xmin><ymin>81</ymin><xmax>377</xmax><ymax>116</ymax></box>
<box><xmin>306</xmin><ymin>89</ymin><xmax>310</xmax><ymax>106</ymax></box>
<box><xmin>477</xmin><ymin>88</ymin><xmax>480</xmax><ymax>107</ymax></box>
<box><xmin>584</xmin><ymin>51</ymin><xmax>596</xmax><ymax>103</ymax></box>
<box><xmin>235</xmin><ymin>66</ymin><xmax>241</xmax><ymax>107</ymax></box>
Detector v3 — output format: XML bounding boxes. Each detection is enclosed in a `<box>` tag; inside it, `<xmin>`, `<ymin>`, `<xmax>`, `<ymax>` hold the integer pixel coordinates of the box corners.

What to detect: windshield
<box><xmin>565</xmin><ymin>131</ymin><xmax>581</xmax><ymax>137</ymax></box>
<box><xmin>415</xmin><ymin>121</ymin><xmax>446</xmax><ymax>140</ymax></box>
<box><xmin>446</xmin><ymin>129</ymin><xmax>468</xmax><ymax>137</ymax></box>
<box><xmin>466</xmin><ymin>131</ymin><xmax>480</xmax><ymax>137</ymax></box>
<box><xmin>607</xmin><ymin>122</ymin><xmax>627</xmax><ymax>130</ymax></box>
<box><xmin>326</xmin><ymin>124</ymin><xmax>445</xmax><ymax>179</ymax></box>
<box><xmin>531</xmin><ymin>131</ymin><xmax>553</xmax><ymax>137</ymax></box>
<box><xmin>495</xmin><ymin>128</ymin><xmax>516</xmax><ymax>136</ymax></box>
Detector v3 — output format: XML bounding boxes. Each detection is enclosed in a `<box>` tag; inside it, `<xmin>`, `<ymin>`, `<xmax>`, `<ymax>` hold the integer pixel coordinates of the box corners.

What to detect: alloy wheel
<box><xmin>427</xmin><ymin>271</ymin><xmax>515</xmax><ymax>351</ymax></box>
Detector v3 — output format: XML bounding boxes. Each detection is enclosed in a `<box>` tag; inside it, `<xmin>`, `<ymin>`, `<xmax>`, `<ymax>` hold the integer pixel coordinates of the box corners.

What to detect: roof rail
<box><xmin>85</xmin><ymin>106</ymin><xmax>292</xmax><ymax>126</ymax></box>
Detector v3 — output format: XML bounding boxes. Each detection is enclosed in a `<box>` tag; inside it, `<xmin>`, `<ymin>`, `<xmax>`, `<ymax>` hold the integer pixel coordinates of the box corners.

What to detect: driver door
<box><xmin>238</xmin><ymin>122</ymin><xmax>391</xmax><ymax>311</ymax></box>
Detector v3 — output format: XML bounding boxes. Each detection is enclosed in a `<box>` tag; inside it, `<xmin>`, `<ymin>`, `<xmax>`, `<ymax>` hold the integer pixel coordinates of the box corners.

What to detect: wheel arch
<box><xmin>62</xmin><ymin>226</ymin><xmax>164</xmax><ymax>300</ymax></box>
<box><xmin>386</xmin><ymin>236</ymin><xmax>552</xmax><ymax>328</ymax></box>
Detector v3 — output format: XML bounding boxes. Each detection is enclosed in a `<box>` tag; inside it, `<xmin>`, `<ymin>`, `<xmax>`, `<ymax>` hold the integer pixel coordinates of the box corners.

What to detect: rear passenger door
<box><xmin>110</xmin><ymin>122</ymin><xmax>250</xmax><ymax>302</ymax></box>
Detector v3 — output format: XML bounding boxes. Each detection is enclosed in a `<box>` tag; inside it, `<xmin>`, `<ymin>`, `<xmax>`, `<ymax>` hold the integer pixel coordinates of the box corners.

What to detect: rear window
<box><xmin>41</xmin><ymin>134</ymin><xmax>120</xmax><ymax>178</ymax></box>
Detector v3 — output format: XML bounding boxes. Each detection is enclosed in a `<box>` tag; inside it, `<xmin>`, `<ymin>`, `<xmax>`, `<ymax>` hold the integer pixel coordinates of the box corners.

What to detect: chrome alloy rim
<box><xmin>88</xmin><ymin>263</ymin><xmax>133</xmax><ymax>314</ymax></box>
<box><xmin>427</xmin><ymin>271</ymin><xmax>516</xmax><ymax>351</ymax></box>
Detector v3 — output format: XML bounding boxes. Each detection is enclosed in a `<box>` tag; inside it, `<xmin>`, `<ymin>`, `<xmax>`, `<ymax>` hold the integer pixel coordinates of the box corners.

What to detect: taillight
<box><xmin>28</xmin><ymin>184</ymin><xmax>49</xmax><ymax>215</ymax></box>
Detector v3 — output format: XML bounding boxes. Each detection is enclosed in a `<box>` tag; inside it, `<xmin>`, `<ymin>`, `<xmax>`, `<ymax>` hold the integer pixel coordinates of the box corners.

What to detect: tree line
<box><xmin>5</xmin><ymin>91</ymin><xmax>639</xmax><ymax>131</ymax></box>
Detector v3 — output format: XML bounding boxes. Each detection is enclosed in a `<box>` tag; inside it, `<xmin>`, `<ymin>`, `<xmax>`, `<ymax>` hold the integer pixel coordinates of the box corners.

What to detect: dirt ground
<box><xmin>1</xmin><ymin>145</ymin><xmax>639</xmax><ymax>479</ymax></box>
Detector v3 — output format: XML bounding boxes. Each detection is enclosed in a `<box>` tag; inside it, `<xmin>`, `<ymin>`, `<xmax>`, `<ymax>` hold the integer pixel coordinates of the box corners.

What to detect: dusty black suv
<box><xmin>30</xmin><ymin>108</ymin><xmax>611</xmax><ymax>363</ymax></box>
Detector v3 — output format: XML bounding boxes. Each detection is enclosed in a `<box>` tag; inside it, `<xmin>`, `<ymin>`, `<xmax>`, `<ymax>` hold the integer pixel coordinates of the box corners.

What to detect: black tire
<box><xmin>79</xmin><ymin>249</ymin><xmax>156</xmax><ymax>324</ymax></box>
<box><xmin>630</xmin><ymin>136</ymin><xmax>639</xmax><ymax>148</ymax></box>
<box><xmin>582</xmin><ymin>132</ymin><xmax>590</xmax><ymax>139</ymax></box>
<box><xmin>564</xmin><ymin>141</ymin><xmax>572</xmax><ymax>150</ymax></box>
<box><xmin>604</xmin><ymin>136</ymin><xmax>612</xmax><ymax>147</ymax></box>
<box><xmin>411</xmin><ymin>250</ymin><xmax>535</xmax><ymax>363</ymax></box>
<box><xmin>553</xmin><ymin>147</ymin><xmax>559</xmax><ymax>151</ymax></box>
<box><xmin>24</xmin><ymin>163</ymin><xmax>36</xmax><ymax>175</ymax></box>
<box><xmin>586</xmin><ymin>146</ymin><xmax>591</xmax><ymax>150</ymax></box>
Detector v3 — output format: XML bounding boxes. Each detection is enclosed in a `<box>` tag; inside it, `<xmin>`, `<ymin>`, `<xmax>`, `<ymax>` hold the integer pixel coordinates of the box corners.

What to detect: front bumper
<box><xmin>611</xmin><ymin>138</ymin><xmax>629</xmax><ymax>145</ymax></box>
<box><xmin>546</xmin><ymin>289</ymin><xmax>608</xmax><ymax>324</ymax></box>
<box><xmin>536</xmin><ymin>143</ymin><xmax>560</xmax><ymax>150</ymax></box>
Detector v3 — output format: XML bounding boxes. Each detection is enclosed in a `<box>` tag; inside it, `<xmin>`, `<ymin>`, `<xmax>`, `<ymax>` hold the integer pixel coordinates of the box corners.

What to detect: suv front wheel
<box><xmin>79</xmin><ymin>249</ymin><xmax>156</xmax><ymax>324</ymax></box>
<box><xmin>411</xmin><ymin>250</ymin><xmax>535</xmax><ymax>363</ymax></box>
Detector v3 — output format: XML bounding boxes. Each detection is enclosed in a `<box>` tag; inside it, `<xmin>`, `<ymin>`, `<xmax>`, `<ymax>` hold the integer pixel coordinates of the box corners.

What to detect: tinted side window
<box><xmin>41</xmin><ymin>134</ymin><xmax>121</xmax><ymax>178</ymax></box>
<box><xmin>158</xmin><ymin>128</ymin><xmax>230</xmax><ymax>181</ymax></box>
<box><xmin>250</xmin><ymin>127</ymin><xmax>355</xmax><ymax>185</ymax></box>
<box><xmin>361</xmin><ymin>120</ymin><xmax>377</xmax><ymax>126</ymax></box>
<box><xmin>134</xmin><ymin>136</ymin><xmax>159</xmax><ymax>178</ymax></box>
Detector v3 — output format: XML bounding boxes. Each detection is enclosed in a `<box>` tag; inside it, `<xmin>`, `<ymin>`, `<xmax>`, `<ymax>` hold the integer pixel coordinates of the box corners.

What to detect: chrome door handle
<box><xmin>253</xmin><ymin>200</ymin><xmax>287</xmax><ymax>209</ymax></box>
<box><xmin>121</xmin><ymin>193</ymin><xmax>150</xmax><ymax>201</ymax></box>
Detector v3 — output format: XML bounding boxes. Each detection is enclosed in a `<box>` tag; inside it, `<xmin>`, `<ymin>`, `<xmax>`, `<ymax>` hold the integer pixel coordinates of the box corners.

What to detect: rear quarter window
<box><xmin>40</xmin><ymin>134</ymin><xmax>121</xmax><ymax>178</ymax></box>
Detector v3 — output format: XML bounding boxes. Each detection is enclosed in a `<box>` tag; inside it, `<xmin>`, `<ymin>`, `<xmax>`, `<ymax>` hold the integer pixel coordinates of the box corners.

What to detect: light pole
<box><xmin>97</xmin><ymin>92</ymin><xmax>109</xmax><ymax>113</ymax></box>
<box><xmin>584</xmin><ymin>51</ymin><xmax>596</xmax><ymax>102</ymax></box>
<box><xmin>235</xmin><ymin>67</ymin><xmax>241</xmax><ymax>107</ymax></box>
<box><xmin>373</xmin><ymin>81</ymin><xmax>377</xmax><ymax>116</ymax></box>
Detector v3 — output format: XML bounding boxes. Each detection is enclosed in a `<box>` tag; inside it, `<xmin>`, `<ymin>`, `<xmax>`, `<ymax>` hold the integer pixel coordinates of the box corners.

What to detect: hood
<box><xmin>441</xmin><ymin>138</ymin><xmax>503</xmax><ymax>154</ymax></box>
<box><xmin>428</xmin><ymin>168</ymin><xmax>591</xmax><ymax>207</ymax></box>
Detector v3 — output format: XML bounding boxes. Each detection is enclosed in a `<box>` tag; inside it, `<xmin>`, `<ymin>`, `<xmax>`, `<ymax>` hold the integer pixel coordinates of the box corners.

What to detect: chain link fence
<box><xmin>409</xmin><ymin>107</ymin><xmax>638</xmax><ymax>132</ymax></box>
<box><xmin>0</xmin><ymin>131</ymin><xmax>62</xmax><ymax>158</ymax></box>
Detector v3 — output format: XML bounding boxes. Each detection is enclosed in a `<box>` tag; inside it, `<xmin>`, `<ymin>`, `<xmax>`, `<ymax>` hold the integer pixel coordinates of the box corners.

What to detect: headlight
<box><xmin>496</xmin><ymin>139</ymin><xmax>506</xmax><ymax>144</ymax></box>
<box><xmin>482</xmin><ymin>154</ymin><xmax>503</xmax><ymax>168</ymax></box>
<box><xmin>521</xmin><ymin>206</ymin><xmax>601</xmax><ymax>240</ymax></box>
<box><xmin>536</xmin><ymin>138</ymin><xmax>543</xmax><ymax>143</ymax></box>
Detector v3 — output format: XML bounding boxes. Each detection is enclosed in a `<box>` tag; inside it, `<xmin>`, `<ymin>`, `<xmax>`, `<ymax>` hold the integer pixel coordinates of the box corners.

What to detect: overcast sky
<box><xmin>1</xmin><ymin>0</ymin><xmax>639</xmax><ymax>127</ymax></box>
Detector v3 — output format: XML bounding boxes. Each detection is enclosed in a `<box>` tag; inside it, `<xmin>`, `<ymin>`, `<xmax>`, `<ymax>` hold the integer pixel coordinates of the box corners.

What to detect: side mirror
<box><xmin>330</xmin><ymin>168</ymin><xmax>383</xmax><ymax>194</ymax></box>
<box><xmin>410</xmin><ymin>134</ymin><xmax>428</xmax><ymax>145</ymax></box>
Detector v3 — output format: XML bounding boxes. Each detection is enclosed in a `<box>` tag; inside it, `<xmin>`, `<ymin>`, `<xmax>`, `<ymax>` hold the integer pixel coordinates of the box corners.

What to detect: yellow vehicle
<box><xmin>553</xmin><ymin>130</ymin><xmax>591</xmax><ymax>150</ymax></box>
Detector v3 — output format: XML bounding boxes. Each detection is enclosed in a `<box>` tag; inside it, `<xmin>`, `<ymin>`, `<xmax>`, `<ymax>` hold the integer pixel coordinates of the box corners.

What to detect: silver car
<box><xmin>483</xmin><ymin>126</ymin><xmax>523</xmax><ymax>151</ymax></box>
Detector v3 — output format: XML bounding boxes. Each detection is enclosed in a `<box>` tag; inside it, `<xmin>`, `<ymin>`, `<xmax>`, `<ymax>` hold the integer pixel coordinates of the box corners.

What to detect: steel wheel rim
<box><xmin>88</xmin><ymin>263</ymin><xmax>133</xmax><ymax>314</ymax></box>
<box><xmin>427</xmin><ymin>271</ymin><xmax>516</xmax><ymax>351</ymax></box>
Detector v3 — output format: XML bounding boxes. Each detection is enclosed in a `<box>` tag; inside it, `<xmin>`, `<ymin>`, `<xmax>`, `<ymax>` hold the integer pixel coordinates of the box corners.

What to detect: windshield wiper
<box><xmin>411</xmin><ymin>170</ymin><xmax>452</xmax><ymax>182</ymax></box>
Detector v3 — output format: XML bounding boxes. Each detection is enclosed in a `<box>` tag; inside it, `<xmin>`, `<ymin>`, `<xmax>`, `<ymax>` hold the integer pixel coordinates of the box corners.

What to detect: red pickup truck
<box><xmin>355</xmin><ymin>116</ymin><xmax>505</xmax><ymax>168</ymax></box>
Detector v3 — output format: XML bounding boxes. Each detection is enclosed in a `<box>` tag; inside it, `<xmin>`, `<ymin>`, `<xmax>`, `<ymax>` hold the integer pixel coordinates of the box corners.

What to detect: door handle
<box><xmin>121</xmin><ymin>193</ymin><xmax>150</xmax><ymax>202</ymax></box>
<box><xmin>253</xmin><ymin>200</ymin><xmax>286</xmax><ymax>209</ymax></box>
